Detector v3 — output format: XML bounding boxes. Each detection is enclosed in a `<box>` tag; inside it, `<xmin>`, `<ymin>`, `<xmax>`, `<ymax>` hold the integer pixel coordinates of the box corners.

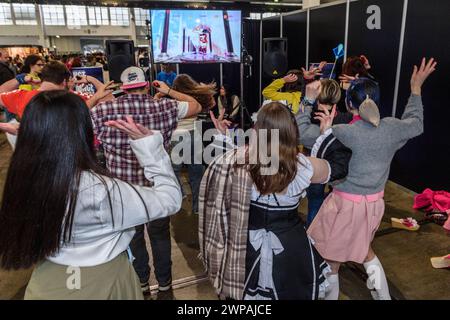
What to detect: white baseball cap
<box><xmin>120</xmin><ymin>66</ymin><xmax>148</xmax><ymax>90</ymax></box>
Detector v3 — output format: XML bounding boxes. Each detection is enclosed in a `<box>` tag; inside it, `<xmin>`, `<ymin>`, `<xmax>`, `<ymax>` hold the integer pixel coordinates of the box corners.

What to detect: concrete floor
<box><xmin>0</xmin><ymin>132</ymin><xmax>448</xmax><ymax>300</ymax></box>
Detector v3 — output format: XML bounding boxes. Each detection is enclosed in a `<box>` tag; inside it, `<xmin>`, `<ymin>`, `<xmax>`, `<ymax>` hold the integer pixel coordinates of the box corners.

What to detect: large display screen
<box><xmin>151</xmin><ymin>10</ymin><xmax>241</xmax><ymax>64</ymax></box>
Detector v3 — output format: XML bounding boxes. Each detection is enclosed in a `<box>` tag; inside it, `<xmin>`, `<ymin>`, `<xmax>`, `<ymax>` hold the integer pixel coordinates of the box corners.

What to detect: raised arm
<box><xmin>262</xmin><ymin>75</ymin><xmax>296</xmax><ymax>102</ymax></box>
<box><xmin>392</xmin><ymin>58</ymin><xmax>437</xmax><ymax>141</ymax></box>
<box><xmin>152</xmin><ymin>80</ymin><xmax>201</xmax><ymax>118</ymax></box>
<box><xmin>296</xmin><ymin>80</ymin><xmax>322</xmax><ymax>149</ymax></box>
<box><xmin>85</xmin><ymin>81</ymin><xmax>115</xmax><ymax>109</ymax></box>
<box><xmin>0</xmin><ymin>77</ymin><xmax>19</xmax><ymax>94</ymax></box>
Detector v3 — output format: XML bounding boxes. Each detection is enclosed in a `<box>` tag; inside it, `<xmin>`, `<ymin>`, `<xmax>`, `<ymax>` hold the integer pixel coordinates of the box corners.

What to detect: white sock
<box><xmin>325</xmin><ymin>273</ymin><xmax>339</xmax><ymax>300</ymax></box>
<box><xmin>363</xmin><ymin>256</ymin><xmax>391</xmax><ymax>300</ymax></box>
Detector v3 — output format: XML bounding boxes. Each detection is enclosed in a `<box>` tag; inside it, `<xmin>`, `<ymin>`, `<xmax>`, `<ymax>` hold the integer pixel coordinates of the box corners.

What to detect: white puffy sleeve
<box><xmin>286</xmin><ymin>154</ymin><xmax>314</xmax><ymax>198</ymax></box>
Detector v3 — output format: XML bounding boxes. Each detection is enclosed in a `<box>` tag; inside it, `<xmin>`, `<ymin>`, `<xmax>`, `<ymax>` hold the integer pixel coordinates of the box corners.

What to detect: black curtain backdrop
<box><xmin>309</xmin><ymin>4</ymin><xmax>346</xmax><ymax>65</ymax></box>
<box><xmin>282</xmin><ymin>11</ymin><xmax>308</xmax><ymax>71</ymax></box>
<box><xmin>347</xmin><ymin>0</ymin><xmax>404</xmax><ymax>118</ymax></box>
<box><xmin>390</xmin><ymin>0</ymin><xmax>450</xmax><ymax>192</ymax></box>
<box><xmin>178</xmin><ymin>64</ymin><xmax>221</xmax><ymax>87</ymax></box>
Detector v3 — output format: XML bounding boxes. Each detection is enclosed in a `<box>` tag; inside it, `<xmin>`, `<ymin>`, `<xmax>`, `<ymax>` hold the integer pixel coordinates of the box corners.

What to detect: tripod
<box><xmin>239</xmin><ymin>61</ymin><xmax>253</xmax><ymax>130</ymax></box>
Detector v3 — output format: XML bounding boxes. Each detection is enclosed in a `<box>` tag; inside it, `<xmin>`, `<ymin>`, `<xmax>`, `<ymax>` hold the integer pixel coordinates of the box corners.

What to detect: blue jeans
<box><xmin>171</xmin><ymin>130</ymin><xmax>204</xmax><ymax>213</ymax></box>
<box><xmin>129</xmin><ymin>218</ymin><xmax>172</xmax><ymax>285</ymax></box>
<box><xmin>306</xmin><ymin>183</ymin><xmax>326</xmax><ymax>227</ymax></box>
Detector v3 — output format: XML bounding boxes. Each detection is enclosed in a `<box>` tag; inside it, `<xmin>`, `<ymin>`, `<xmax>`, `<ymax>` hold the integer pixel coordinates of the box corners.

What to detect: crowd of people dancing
<box><xmin>0</xmin><ymin>47</ymin><xmax>440</xmax><ymax>300</ymax></box>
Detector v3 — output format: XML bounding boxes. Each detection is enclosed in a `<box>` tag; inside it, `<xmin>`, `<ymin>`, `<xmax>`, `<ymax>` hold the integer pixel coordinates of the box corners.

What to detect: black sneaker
<box><xmin>158</xmin><ymin>280</ymin><xmax>172</xmax><ymax>292</ymax></box>
<box><xmin>140</xmin><ymin>282</ymin><xmax>150</xmax><ymax>296</ymax></box>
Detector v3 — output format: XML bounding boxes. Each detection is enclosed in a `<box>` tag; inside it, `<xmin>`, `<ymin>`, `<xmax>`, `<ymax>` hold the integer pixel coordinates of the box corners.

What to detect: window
<box><xmin>13</xmin><ymin>4</ymin><xmax>37</xmax><ymax>25</ymax></box>
<box><xmin>249</xmin><ymin>13</ymin><xmax>262</xmax><ymax>20</ymax></box>
<box><xmin>65</xmin><ymin>6</ymin><xmax>88</xmax><ymax>26</ymax></box>
<box><xmin>134</xmin><ymin>8</ymin><xmax>149</xmax><ymax>26</ymax></box>
<box><xmin>0</xmin><ymin>3</ymin><xmax>13</xmax><ymax>25</ymax></box>
<box><xmin>109</xmin><ymin>7</ymin><xmax>129</xmax><ymax>26</ymax></box>
<box><xmin>88</xmin><ymin>6</ymin><xmax>109</xmax><ymax>25</ymax></box>
<box><xmin>262</xmin><ymin>13</ymin><xmax>281</xmax><ymax>19</ymax></box>
<box><xmin>41</xmin><ymin>5</ymin><xmax>65</xmax><ymax>26</ymax></box>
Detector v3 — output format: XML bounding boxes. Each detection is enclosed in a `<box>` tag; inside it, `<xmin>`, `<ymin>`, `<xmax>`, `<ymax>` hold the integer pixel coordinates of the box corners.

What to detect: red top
<box><xmin>0</xmin><ymin>89</ymin><xmax>91</xmax><ymax>119</ymax></box>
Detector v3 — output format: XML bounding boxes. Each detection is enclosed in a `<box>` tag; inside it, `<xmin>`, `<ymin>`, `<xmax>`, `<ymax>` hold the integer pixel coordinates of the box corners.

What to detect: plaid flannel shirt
<box><xmin>90</xmin><ymin>94</ymin><xmax>179</xmax><ymax>186</ymax></box>
<box><xmin>198</xmin><ymin>147</ymin><xmax>253</xmax><ymax>300</ymax></box>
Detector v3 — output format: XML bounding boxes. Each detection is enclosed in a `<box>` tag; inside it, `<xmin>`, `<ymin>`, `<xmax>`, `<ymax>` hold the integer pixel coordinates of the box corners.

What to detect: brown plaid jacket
<box><xmin>198</xmin><ymin>148</ymin><xmax>253</xmax><ymax>300</ymax></box>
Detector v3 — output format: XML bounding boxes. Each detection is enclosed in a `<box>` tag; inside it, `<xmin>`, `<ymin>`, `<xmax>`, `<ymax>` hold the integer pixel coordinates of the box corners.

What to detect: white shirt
<box><xmin>250</xmin><ymin>154</ymin><xmax>314</xmax><ymax>211</ymax></box>
<box><xmin>48</xmin><ymin>132</ymin><xmax>182</xmax><ymax>267</ymax></box>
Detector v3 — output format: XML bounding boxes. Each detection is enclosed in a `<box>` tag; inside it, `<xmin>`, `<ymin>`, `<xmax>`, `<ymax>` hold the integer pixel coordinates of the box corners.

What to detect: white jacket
<box><xmin>48</xmin><ymin>132</ymin><xmax>182</xmax><ymax>267</ymax></box>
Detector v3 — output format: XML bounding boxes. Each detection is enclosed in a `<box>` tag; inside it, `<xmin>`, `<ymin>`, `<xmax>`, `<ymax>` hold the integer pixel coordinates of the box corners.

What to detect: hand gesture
<box><xmin>105</xmin><ymin>116</ymin><xmax>153</xmax><ymax>140</ymax></box>
<box><xmin>302</xmin><ymin>61</ymin><xmax>326</xmax><ymax>79</ymax></box>
<box><xmin>152</xmin><ymin>80</ymin><xmax>170</xmax><ymax>95</ymax></box>
<box><xmin>283</xmin><ymin>73</ymin><xmax>298</xmax><ymax>83</ymax></box>
<box><xmin>96</xmin><ymin>81</ymin><xmax>115</xmax><ymax>100</ymax></box>
<box><xmin>339</xmin><ymin>74</ymin><xmax>359</xmax><ymax>84</ymax></box>
<box><xmin>411</xmin><ymin>58</ymin><xmax>437</xmax><ymax>96</ymax></box>
<box><xmin>0</xmin><ymin>122</ymin><xmax>19</xmax><ymax>135</ymax></box>
<box><xmin>360</xmin><ymin>55</ymin><xmax>371</xmax><ymax>70</ymax></box>
<box><xmin>73</xmin><ymin>75</ymin><xmax>89</xmax><ymax>85</ymax></box>
<box><xmin>314</xmin><ymin>105</ymin><xmax>336</xmax><ymax>134</ymax></box>
<box><xmin>154</xmin><ymin>92</ymin><xmax>166</xmax><ymax>100</ymax></box>
<box><xmin>210</xmin><ymin>108</ymin><xmax>232</xmax><ymax>135</ymax></box>
<box><xmin>305</xmin><ymin>80</ymin><xmax>322</xmax><ymax>101</ymax></box>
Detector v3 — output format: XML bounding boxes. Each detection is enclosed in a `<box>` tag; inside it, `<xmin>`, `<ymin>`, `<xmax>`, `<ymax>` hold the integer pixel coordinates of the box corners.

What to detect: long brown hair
<box><xmin>342</xmin><ymin>56</ymin><xmax>369</xmax><ymax>77</ymax></box>
<box><xmin>172</xmin><ymin>74</ymin><xmax>217</xmax><ymax>112</ymax></box>
<box><xmin>247</xmin><ymin>102</ymin><xmax>300</xmax><ymax>195</ymax></box>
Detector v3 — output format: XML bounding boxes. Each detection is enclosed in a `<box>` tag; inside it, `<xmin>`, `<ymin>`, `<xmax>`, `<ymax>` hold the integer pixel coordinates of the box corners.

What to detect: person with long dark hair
<box><xmin>166</xmin><ymin>74</ymin><xmax>217</xmax><ymax>215</ymax></box>
<box><xmin>0</xmin><ymin>90</ymin><xmax>182</xmax><ymax>299</ymax></box>
<box><xmin>18</xmin><ymin>54</ymin><xmax>45</xmax><ymax>91</ymax></box>
<box><xmin>217</xmin><ymin>84</ymin><xmax>240</xmax><ymax>122</ymax></box>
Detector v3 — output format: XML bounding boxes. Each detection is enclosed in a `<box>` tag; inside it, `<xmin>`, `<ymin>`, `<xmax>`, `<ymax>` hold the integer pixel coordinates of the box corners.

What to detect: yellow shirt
<box><xmin>18</xmin><ymin>73</ymin><xmax>41</xmax><ymax>91</ymax></box>
<box><xmin>262</xmin><ymin>78</ymin><xmax>302</xmax><ymax>114</ymax></box>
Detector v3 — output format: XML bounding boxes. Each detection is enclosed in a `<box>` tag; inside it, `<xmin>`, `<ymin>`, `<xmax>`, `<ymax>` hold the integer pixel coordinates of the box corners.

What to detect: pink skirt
<box><xmin>307</xmin><ymin>191</ymin><xmax>385</xmax><ymax>264</ymax></box>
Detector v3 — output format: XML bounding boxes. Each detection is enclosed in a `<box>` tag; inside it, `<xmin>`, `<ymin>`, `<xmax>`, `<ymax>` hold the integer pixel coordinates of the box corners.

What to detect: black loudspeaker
<box><xmin>263</xmin><ymin>38</ymin><xmax>288</xmax><ymax>78</ymax></box>
<box><xmin>105</xmin><ymin>40</ymin><xmax>135</xmax><ymax>82</ymax></box>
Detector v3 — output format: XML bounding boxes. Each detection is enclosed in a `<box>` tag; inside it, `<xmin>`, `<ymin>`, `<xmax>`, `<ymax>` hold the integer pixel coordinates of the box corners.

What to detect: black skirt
<box><xmin>244</xmin><ymin>204</ymin><xmax>330</xmax><ymax>300</ymax></box>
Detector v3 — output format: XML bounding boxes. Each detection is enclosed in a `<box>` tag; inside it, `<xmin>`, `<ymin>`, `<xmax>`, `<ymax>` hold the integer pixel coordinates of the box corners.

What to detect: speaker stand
<box><xmin>239</xmin><ymin>63</ymin><xmax>252</xmax><ymax>130</ymax></box>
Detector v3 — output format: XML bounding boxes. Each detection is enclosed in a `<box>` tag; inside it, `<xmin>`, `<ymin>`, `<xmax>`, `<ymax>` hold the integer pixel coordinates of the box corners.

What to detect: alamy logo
<box><xmin>366</xmin><ymin>5</ymin><xmax>381</xmax><ymax>30</ymax></box>
<box><xmin>170</xmin><ymin>123</ymin><xmax>281</xmax><ymax>176</ymax></box>
<box><xmin>66</xmin><ymin>266</ymin><xmax>81</xmax><ymax>290</ymax></box>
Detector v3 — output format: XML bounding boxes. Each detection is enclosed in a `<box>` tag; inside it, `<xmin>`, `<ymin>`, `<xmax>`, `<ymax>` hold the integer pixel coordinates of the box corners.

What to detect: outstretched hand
<box><xmin>305</xmin><ymin>80</ymin><xmax>322</xmax><ymax>101</ymax></box>
<box><xmin>411</xmin><ymin>58</ymin><xmax>437</xmax><ymax>96</ymax></box>
<box><xmin>95</xmin><ymin>81</ymin><xmax>115</xmax><ymax>100</ymax></box>
<box><xmin>0</xmin><ymin>122</ymin><xmax>19</xmax><ymax>135</ymax></box>
<box><xmin>106</xmin><ymin>116</ymin><xmax>153</xmax><ymax>140</ymax></box>
<box><xmin>314</xmin><ymin>105</ymin><xmax>336</xmax><ymax>134</ymax></box>
<box><xmin>152</xmin><ymin>80</ymin><xmax>170</xmax><ymax>94</ymax></box>
<box><xmin>302</xmin><ymin>61</ymin><xmax>326</xmax><ymax>80</ymax></box>
<box><xmin>210</xmin><ymin>108</ymin><xmax>232</xmax><ymax>135</ymax></box>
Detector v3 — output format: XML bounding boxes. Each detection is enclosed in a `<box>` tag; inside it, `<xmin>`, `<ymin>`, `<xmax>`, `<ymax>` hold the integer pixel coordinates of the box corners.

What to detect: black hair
<box><xmin>19</xmin><ymin>54</ymin><xmax>44</xmax><ymax>74</ymax></box>
<box><xmin>346</xmin><ymin>78</ymin><xmax>380</xmax><ymax>110</ymax></box>
<box><xmin>0</xmin><ymin>90</ymin><xmax>149</xmax><ymax>269</ymax></box>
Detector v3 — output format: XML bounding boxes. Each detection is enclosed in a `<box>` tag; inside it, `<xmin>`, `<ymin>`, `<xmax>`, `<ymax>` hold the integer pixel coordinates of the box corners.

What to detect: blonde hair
<box><xmin>318</xmin><ymin>79</ymin><xmax>341</xmax><ymax>106</ymax></box>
